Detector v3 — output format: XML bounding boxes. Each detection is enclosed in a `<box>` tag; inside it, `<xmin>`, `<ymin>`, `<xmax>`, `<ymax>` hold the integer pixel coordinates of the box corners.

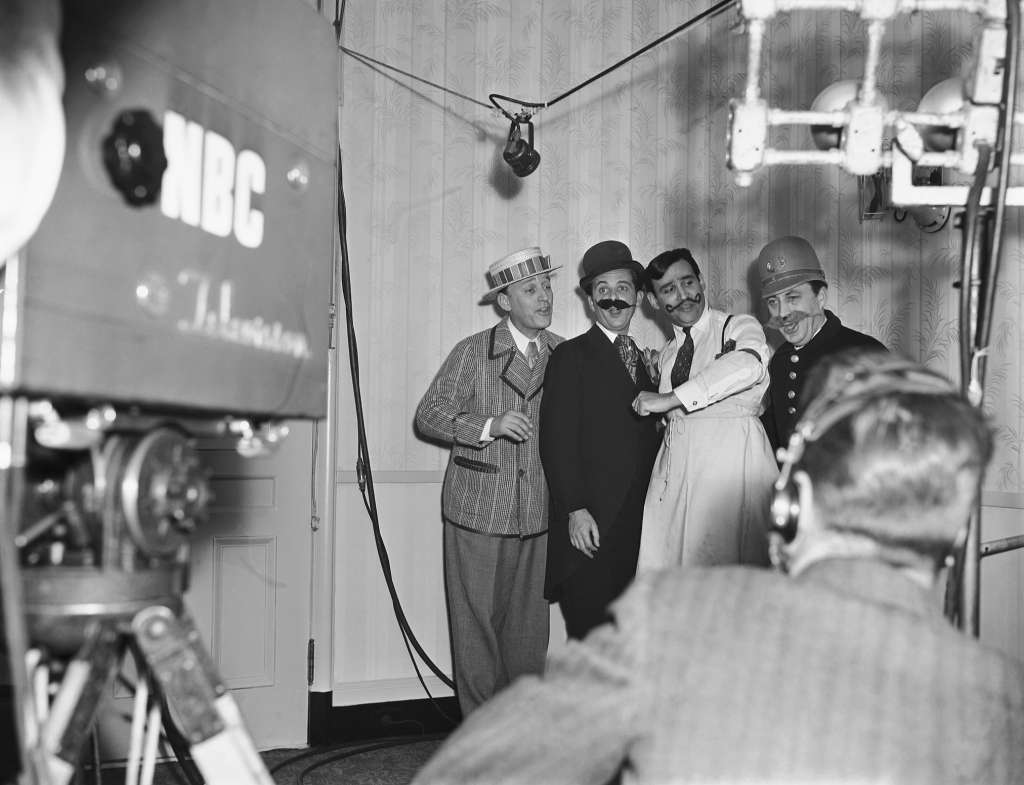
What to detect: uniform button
<box><xmin>787</xmin><ymin>390</ymin><xmax>796</xmax><ymax>399</ymax></box>
<box><xmin>790</xmin><ymin>354</ymin><xmax>800</xmax><ymax>363</ymax></box>
<box><xmin>787</xmin><ymin>406</ymin><xmax>796</xmax><ymax>414</ymax></box>
<box><xmin>788</xmin><ymin>371</ymin><xmax>797</xmax><ymax>380</ymax></box>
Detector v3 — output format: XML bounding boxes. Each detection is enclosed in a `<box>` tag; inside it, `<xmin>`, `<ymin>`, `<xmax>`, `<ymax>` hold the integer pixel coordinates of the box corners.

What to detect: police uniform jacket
<box><xmin>415</xmin><ymin>320</ymin><xmax>563</xmax><ymax>537</ymax></box>
<box><xmin>762</xmin><ymin>309</ymin><xmax>885</xmax><ymax>452</ymax></box>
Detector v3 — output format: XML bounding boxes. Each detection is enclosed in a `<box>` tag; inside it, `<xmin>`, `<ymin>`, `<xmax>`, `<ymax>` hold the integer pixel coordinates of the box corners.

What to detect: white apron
<box><xmin>638</xmin><ymin>312</ymin><xmax>778</xmax><ymax>570</ymax></box>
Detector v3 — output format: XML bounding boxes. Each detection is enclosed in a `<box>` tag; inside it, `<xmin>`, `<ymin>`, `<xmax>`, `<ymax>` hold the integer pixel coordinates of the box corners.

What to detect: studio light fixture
<box><xmin>502</xmin><ymin>112</ymin><xmax>540</xmax><ymax>177</ymax></box>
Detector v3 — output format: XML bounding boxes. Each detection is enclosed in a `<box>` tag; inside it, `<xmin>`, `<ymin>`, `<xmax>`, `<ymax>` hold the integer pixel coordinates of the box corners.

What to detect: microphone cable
<box><xmin>335</xmin><ymin>146</ymin><xmax>458</xmax><ymax>722</ymax></box>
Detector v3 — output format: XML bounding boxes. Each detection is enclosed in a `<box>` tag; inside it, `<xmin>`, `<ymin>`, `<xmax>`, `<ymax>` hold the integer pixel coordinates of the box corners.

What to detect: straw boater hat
<box><xmin>757</xmin><ymin>235</ymin><xmax>827</xmax><ymax>298</ymax></box>
<box><xmin>481</xmin><ymin>247</ymin><xmax>560</xmax><ymax>303</ymax></box>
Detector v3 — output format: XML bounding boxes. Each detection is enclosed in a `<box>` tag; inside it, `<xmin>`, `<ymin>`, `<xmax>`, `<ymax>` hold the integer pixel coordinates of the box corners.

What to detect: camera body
<box><xmin>0</xmin><ymin>4</ymin><xmax>338</xmax><ymax>776</ymax></box>
<box><xmin>5</xmin><ymin>0</ymin><xmax>336</xmax><ymax>419</ymax></box>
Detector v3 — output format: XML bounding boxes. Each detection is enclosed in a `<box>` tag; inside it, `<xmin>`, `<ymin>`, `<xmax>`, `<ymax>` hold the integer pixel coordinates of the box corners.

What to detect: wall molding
<box><xmin>983</xmin><ymin>492</ymin><xmax>1024</xmax><ymax>511</ymax></box>
<box><xmin>336</xmin><ymin>470</ymin><xmax>444</xmax><ymax>485</ymax></box>
<box><xmin>333</xmin><ymin>475</ymin><xmax>1024</xmax><ymax>510</ymax></box>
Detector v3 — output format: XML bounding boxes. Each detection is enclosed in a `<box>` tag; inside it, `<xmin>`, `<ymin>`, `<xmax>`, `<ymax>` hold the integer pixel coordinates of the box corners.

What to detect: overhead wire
<box><xmin>489</xmin><ymin>0</ymin><xmax>737</xmax><ymax>120</ymax></box>
<box><xmin>337</xmin><ymin>0</ymin><xmax>738</xmax><ymax>121</ymax></box>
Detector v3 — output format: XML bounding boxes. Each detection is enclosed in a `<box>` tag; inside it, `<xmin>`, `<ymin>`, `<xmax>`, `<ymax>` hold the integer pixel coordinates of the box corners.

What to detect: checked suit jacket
<box><xmin>415</xmin><ymin>319</ymin><xmax>563</xmax><ymax>537</ymax></box>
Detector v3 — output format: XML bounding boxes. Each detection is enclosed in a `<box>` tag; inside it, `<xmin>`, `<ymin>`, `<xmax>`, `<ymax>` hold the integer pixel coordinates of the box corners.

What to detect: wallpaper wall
<box><xmin>338</xmin><ymin>0</ymin><xmax>1024</xmax><ymax>493</ymax></box>
<box><xmin>330</xmin><ymin>0</ymin><xmax>1024</xmax><ymax>686</ymax></box>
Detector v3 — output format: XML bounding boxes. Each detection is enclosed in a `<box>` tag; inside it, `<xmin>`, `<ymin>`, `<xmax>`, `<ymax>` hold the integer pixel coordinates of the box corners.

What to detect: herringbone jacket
<box><xmin>416</xmin><ymin>320</ymin><xmax>563</xmax><ymax>537</ymax></box>
<box><xmin>412</xmin><ymin>559</ymin><xmax>1024</xmax><ymax>784</ymax></box>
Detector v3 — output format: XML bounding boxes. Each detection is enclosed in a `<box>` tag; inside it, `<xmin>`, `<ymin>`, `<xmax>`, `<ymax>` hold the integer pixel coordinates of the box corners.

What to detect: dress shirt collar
<box><xmin>506</xmin><ymin>319</ymin><xmax>537</xmax><ymax>356</ymax></box>
<box><xmin>671</xmin><ymin>304</ymin><xmax>710</xmax><ymax>342</ymax></box>
<box><xmin>594</xmin><ymin>322</ymin><xmax>629</xmax><ymax>344</ymax></box>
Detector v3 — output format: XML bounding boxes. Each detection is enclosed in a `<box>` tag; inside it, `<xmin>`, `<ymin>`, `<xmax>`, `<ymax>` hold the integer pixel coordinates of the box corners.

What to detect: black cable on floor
<box><xmin>297</xmin><ymin>736</ymin><xmax>445</xmax><ymax>785</ymax></box>
<box><xmin>267</xmin><ymin>733</ymin><xmax>446</xmax><ymax>778</ymax></box>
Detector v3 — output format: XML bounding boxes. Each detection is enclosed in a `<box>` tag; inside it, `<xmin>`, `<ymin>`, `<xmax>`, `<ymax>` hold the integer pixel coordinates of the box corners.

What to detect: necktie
<box><xmin>525</xmin><ymin>340</ymin><xmax>539</xmax><ymax>369</ymax></box>
<box><xmin>670</xmin><ymin>327</ymin><xmax>694</xmax><ymax>387</ymax></box>
<box><xmin>615</xmin><ymin>334</ymin><xmax>638</xmax><ymax>383</ymax></box>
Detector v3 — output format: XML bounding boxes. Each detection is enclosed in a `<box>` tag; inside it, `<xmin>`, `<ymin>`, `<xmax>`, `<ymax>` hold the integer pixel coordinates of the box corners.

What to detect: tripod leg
<box><xmin>131</xmin><ymin>606</ymin><xmax>274</xmax><ymax>785</ymax></box>
<box><xmin>27</xmin><ymin>624</ymin><xmax>121</xmax><ymax>785</ymax></box>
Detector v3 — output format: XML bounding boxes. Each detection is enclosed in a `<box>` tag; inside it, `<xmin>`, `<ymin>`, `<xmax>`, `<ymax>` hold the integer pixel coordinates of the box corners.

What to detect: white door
<box><xmin>98</xmin><ymin>420</ymin><xmax>316</xmax><ymax>756</ymax></box>
<box><xmin>187</xmin><ymin>420</ymin><xmax>315</xmax><ymax>749</ymax></box>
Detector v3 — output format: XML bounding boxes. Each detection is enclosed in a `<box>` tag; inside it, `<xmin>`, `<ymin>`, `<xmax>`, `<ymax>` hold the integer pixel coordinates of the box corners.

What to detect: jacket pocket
<box><xmin>453</xmin><ymin>455</ymin><xmax>501</xmax><ymax>474</ymax></box>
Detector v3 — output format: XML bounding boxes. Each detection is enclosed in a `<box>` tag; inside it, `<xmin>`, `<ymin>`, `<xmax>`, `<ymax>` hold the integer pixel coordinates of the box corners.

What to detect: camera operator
<box><xmin>411</xmin><ymin>348</ymin><xmax>1024</xmax><ymax>785</ymax></box>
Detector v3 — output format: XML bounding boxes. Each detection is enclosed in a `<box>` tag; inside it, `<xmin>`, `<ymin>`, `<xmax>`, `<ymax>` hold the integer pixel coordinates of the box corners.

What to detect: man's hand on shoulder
<box><xmin>490</xmin><ymin>410</ymin><xmax>533</xmax><ymax>442</ymax></box>
<box><xmin>568</xmin><ymin>509</ymin><xmax>600</xmax><ymax>558</ymax></box>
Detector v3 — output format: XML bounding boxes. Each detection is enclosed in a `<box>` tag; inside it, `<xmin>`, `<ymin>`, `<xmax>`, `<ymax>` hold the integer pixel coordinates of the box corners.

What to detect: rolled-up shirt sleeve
<box><xmin>672</xmin><ymin>314</ymin><xmax>769</xmax><ymax>412</ymax></box>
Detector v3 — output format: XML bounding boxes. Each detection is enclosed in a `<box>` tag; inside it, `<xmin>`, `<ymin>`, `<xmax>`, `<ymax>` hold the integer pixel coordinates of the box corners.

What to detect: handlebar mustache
<box><xmin>665</xmin><ymin>293</ymin><xmax>703</xmax><ymax>312</ymax></box>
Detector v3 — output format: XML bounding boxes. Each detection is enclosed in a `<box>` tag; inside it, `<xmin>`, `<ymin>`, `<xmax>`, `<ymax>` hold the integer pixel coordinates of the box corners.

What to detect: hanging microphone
<box><xmin>503</xmin><ymin>114</ymin><xmax>540</xmax><ymax>177</ymax></box>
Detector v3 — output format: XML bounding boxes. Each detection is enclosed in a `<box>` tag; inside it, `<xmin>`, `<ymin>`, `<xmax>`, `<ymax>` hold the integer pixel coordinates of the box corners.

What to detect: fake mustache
<box><xmin>596</xmin><ymin>298</ymin><xmax>636</xmax><ymax>311</ymax></box>
<box><xmin>766</xmin><ymin>310</ymin><xmax>811</xmax><ymax>330</ymax></box>
<box><xmin>665</xmin><ymin>292</ymin><xmax>703</xmax><ymax>312</ymax></box>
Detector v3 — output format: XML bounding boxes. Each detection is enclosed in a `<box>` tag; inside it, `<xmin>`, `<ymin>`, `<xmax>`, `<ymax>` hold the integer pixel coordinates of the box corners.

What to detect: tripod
<box><xmin>21</xmin><ymin>607</ymin><xmax>273</xmax><ymax>785</ymax></box>
<box><xmin>1</xmin><ymin>398</ymin><xmax>277</xmax><ymax>785</ymax></box>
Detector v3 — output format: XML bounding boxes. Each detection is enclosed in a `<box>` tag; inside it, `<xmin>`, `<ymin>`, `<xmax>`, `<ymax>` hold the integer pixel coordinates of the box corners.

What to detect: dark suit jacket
<box><xmin>539</xmin><ymin>325</ymin><xmax>661</xmax><ymax>600</ymax></box>
<box><xmin>412</xmin><ymin>559</ymin><xmax>1024</xmax><ymax>785</ymax></box>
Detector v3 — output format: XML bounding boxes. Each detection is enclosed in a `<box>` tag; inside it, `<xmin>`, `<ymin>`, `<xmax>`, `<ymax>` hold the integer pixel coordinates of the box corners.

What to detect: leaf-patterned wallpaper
<box><xmin>338</xmin><ymin>0</ymin><xmax>1024</xmax><ymax>494</ymax></box>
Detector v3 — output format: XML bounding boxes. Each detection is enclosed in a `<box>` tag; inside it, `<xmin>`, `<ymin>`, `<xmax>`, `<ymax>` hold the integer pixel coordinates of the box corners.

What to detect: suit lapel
<box><xmin>492</xmin><ymin>321</ymin><xmax>542</xmax><ymax>400</ymax></box>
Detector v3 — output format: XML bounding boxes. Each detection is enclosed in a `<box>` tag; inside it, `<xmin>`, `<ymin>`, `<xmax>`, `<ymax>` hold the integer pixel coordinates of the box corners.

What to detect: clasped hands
<box><xmin>632</xmin><ymin>391</ymin><xmax>679</xmax><ymax>416</ymax></box>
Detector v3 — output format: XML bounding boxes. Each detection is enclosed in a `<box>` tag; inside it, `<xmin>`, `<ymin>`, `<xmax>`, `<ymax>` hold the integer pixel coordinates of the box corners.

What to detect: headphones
<box><xmin>770</xmin><ymin>358</ymin><xmax>958</xmax><ymax>543</ymax></box>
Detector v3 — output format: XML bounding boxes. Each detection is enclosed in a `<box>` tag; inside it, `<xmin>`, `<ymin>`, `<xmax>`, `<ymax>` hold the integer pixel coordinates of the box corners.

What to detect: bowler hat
<box><xmin>757</xmin><ymin>236</ymin><xmax>827</xmax><ymax>298</ymax></box>
<box><xmin>579</xmin><ymin>240</ymin><xmax>646</xmax><ymax>293</ymax></box>
<box><xmin>481</xmin><ymin>247</ymin><xmax>561</xmax><ymax>303</ymax></box>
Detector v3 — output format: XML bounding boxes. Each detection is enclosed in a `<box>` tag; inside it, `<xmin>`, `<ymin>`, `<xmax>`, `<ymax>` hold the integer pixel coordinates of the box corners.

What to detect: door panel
<box><xmin>94</xmin><ymin>421</ymin><xmax>315</xmax><ymax>757</ymax></box>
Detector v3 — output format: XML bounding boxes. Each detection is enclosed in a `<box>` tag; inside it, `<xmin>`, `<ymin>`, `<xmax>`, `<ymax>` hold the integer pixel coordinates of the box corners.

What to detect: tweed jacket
<box><xmin>412</xmin><ymin>559</ymin><xmax>1024</xmax><ymax>785</ymax></box>
<box><xmin>762</xmin><ymin>309</ymin><xmax>886</xmax><ymax>452</ymax></box>
<box><xmin>416</xmin><ymin>320</ymin><xmax>563</xmax><ymax>537</ymax></box>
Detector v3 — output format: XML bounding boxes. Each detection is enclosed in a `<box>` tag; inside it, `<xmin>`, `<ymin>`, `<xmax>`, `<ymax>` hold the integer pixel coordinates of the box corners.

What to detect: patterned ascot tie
<box><xmin>525</xmin><ymin>340</ymin><xmax>539</xmax><ymax>369</ymax></box>
<box><xmin>670</xmin><ymin>326</ymin><xmax>694</xmax><ymax>387</ymax></box>
<box><xmin>615</xmin><ymin>334</ymin><xmax>638</xmax><ymax>383</ymax></box>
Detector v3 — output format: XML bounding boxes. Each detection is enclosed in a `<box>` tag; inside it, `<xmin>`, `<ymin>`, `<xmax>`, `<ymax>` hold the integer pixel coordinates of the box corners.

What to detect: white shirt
<box><xmin>665</xmin><ymin>307</ymin><xmax>769</xmax><ymax>412</ymax></box>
